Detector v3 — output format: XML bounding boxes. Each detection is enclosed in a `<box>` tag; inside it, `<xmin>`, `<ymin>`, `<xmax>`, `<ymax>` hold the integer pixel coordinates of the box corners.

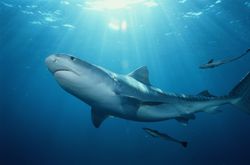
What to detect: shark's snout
<box><xmin>45</xmin><ymin>55</ymin><xmax>57</xmax><ymax>67</ymax></box>
<box><xmin>45</xmin><ymin>55</ymin><xmax>60</xmax><ymax>73</ymax></box>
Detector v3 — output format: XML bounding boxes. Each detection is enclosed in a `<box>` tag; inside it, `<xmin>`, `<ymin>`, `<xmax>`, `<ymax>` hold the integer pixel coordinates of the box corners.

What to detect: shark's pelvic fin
<box><xmin>197</xmin><ymin>90</ymin><xmax>215</xmax><ymax>97</ymax></box>
<box><xmin>91</xmin><ymin>108</ymin><xmax>108</xmax><ymax>128</ymax></box>
<box><xmin>128</xmin><ymin>66</ymin><xmax>151</xmax><ymax>85</ymax></box>
<box><xmin>175</xmin><ymin>114</ymin><xmax>196</xmax><ymax>126</ymax></box>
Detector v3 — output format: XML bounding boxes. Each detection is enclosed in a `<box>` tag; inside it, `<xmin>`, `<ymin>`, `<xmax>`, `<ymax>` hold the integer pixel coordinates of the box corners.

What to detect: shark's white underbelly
<box><xmin>78</xmin><ymin>82</ymin><xmax>123</xmax><ymax>113</ymax></box>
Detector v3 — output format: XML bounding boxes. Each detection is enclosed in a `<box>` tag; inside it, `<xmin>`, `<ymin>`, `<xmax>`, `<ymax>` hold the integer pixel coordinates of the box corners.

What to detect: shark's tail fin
<box><xmin>229</xmin><ymin>72</ymin><xmax>250</xmax><ymax>114</ymax></box>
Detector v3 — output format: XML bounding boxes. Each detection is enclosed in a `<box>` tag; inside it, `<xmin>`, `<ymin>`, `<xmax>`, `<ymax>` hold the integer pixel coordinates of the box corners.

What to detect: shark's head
<box><xmin>45</xmin><ymin>54</ymin><xmax>114</xmax><ymax>103</ymax></box>
<box><xmin>46</xmin><ymin>54</ymin><xmax>79</xmax><ymax>75</ymax></box>
<box><xmin>45</xmin><ymin>54</ymin><xmax>89</xmax><ymax>85</ymax></box>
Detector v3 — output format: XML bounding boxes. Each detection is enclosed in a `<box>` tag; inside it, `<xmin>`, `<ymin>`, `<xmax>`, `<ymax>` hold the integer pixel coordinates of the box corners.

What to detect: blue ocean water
<box><xmin>1</xmin><ymin>0</ymin><xmax>250</xmax><ymax>164</ymax></box>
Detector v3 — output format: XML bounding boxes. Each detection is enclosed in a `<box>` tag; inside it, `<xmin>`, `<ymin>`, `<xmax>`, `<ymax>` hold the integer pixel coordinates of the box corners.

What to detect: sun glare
<box><xmin>108</xmin><ymin>20</ymin><xmax>127</xmax><ymax>31</ymax></box>
<box><xmin>84</xmin><ymin>0</ymin><xmax>158</xmax><ymax>11</ymax></box>
<box><xmin>121</xmin><ymin>20</ymin><xmax>127</xmax><ymax>31</ymax></box>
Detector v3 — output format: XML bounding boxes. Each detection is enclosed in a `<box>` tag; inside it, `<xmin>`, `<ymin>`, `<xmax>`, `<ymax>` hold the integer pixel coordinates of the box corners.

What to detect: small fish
<box><xmin>199</xmin><ymin>48</ymin><xmax>250</xmax><ymax>69</ymax></box>
<box><xmin>143</xmin><ymin>128</ymin><xmax>188</xmax><ymax>148</ymax></box>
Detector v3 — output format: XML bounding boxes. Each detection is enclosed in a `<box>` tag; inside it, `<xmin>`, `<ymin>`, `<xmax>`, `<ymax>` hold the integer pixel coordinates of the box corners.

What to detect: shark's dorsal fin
<box><xmin>128</xmin><ymin>66</ymin><xmax>151</xmax><ymax>85</ymax></box>
<box><xmin>91</xmin><ymin>108</ymin><xmax>108</xmax><ymax>128</ymax></box>
<box><xmin>197</xmin><ymin>90</ymin><xmax>215</xmax><ymax>97</ymax></box>
<box><xmin>208</xmin><ymin>59</ymin><xmax>214</xmax><ymax>64</ymax></box>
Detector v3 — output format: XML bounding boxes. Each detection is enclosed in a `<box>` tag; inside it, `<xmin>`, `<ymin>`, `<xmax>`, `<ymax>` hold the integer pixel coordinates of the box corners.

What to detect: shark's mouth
<box><xmin>54</xmin><ymin>69</ymin><xmax>71</xmax><ymax>73</ymax></box>
<box><xmin>54</xmin><ymin>69</ymin><xmax>80</xmax><ymax>76</ymax></box>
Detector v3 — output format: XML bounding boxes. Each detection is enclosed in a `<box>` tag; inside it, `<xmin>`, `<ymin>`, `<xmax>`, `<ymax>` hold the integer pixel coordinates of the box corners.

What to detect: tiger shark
<box><xmin>45</xmin><ymin>54</ymin><xmax>250</xmax><ymax>128</ymax></box>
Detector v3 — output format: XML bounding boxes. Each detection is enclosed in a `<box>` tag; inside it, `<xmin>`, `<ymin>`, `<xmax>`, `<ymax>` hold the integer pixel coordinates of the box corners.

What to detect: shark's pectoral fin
<box><xmin>91</xmin><ymin>108</ymin><xmax>108</xmax><ymax>128</ymax></box>
<box><xmin>175</xmin><ymin>114</ymin><xmax>195</xmax><ymax>126</ymax></box>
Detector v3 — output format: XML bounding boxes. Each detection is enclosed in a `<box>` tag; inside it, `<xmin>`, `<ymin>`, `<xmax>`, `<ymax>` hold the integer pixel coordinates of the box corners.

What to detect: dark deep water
<box><xmin>1</xmin><ymin>0</ymin><xmax>250</xmax><ymax>164</ymax></box>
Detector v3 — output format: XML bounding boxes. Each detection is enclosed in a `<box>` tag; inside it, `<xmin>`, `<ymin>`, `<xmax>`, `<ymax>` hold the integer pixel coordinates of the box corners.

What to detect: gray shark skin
<box><xmin>199</xmin><ymin>48</ymin><xmax>250</xmax><ymax>69</ymax></box>
<box><xmin>45</xmin><ymin>54</ymin><xmax>250</xmax><ymax>128</ymax></box>
<box><xmin>143</xmin><ymin>128</ymin><xmax>188</xmax><ymax>148</ymax></box>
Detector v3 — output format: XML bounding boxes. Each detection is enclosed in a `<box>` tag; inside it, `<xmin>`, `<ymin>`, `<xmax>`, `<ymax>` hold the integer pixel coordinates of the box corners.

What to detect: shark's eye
<box><xmin>70</xmin><ymin>56</ymin><xmax>76</xmax><ymax>61</ymax></box>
